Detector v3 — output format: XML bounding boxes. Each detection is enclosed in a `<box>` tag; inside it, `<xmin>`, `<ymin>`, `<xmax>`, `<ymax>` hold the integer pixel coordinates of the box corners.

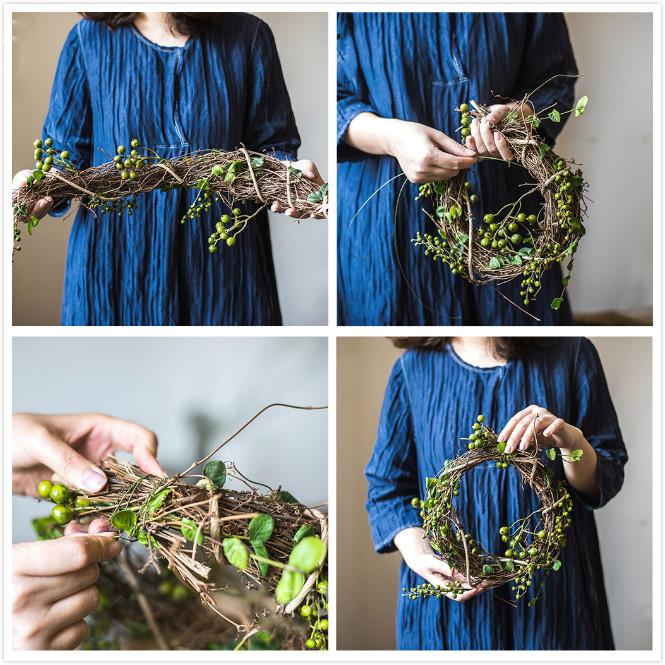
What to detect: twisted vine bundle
<box><xmin>12</xmin><ymin>140</ymin><xmax>328</xmax><ymax>257</ymax></box>
<box><xmin>33</xmin><ymin>403</ymin><xmax>329</xmax><ymax>650</ymax></box>
<box><xmin>413</xmin><ymin>87</ymin><xmax>589</xmax><ymax>313</ymax></box>
<box><xmin>406</xmin><ymin>415</ymin><xmax>581</xmax><ymax>606</ymax></box>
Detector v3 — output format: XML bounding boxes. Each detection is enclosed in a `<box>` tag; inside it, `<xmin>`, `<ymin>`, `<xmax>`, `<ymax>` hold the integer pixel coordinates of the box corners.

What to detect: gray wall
<box><xmin>337</xmin><ymin>337</ymin><xmax>652</xmax><ymax>651</ymax></box>
<box><xmin>12</xmin><ymin>336</ymin><xmax>328</xmax><ymax>543</ymax></box>
<box><xmin>11</xmin><ymin>12</ymin><xmax>328</xmax><ymax>325</ymax></box>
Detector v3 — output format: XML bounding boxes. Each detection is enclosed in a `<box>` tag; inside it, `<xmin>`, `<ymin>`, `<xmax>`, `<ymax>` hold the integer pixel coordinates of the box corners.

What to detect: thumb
<box><xmin>429</xmin><ymin>128</ymin><xmax>476</xmax><ymax>159</ymax></box>
<box><xmin>37</xmin><ymin>433</ymin><xmax>108</xmax><ymax>493</ymax></box>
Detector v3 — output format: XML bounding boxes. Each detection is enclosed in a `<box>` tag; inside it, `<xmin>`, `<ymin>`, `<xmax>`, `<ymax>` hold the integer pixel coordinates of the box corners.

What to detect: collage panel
<box><xmin>12</xmin><ymin>11</ymin><xmax>328</xmax><ymax>326</ymax></box>
<box><xmin>337</xmin><ymin>336</ymin><xmax>652</xmax><ymax>651</ymax></box>
<box><xmin>336</xmin><ymin>12</ymin><xmax>653</xmax><ymax>326</ymax></box>
<box><xmin>11</xmin><ymin>336</ymin><xmax>328</xmax><ymax>650</ymax></box>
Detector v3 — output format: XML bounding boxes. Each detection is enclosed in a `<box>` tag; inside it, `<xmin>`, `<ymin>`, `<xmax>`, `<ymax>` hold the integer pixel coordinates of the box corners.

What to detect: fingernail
<box><xmin>109</xmin><ymin>540</ymin><xmax>123</xmax><ymax>556</ymax></box>
<box><xmin>81</xmin><ymin>469</ymin><xmax>107</xmax><ymax>493</ymax></box>
<box><xmin>494</xmin><ymin>132</ymin><xmax>502</xmax><ymax>141</ymax></box>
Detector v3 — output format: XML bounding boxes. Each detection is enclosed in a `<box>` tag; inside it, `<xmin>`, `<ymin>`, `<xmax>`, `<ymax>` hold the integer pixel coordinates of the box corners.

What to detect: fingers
<box><xmin>543</xmin><ymin>417</ymin><xmax>565</xmax><ymax>438</ymax></box>
<box><xmin>429</xmin><ymin>129</ymin><xmax>477</xmax><ymax>159</ymax></box>
<box><xmin>38</xmin><ymin>564</ymin><xmax>100</xmax><ymax>604</ymax></box>
<box><xmin>47</xmin><ymin>586</ymin><xmax>99</xmax><ymax>634</ymax></box>
<box><xmin>428</xmin><ymin>149</ymin><xmax>476</xmax><ymax>175</ymax></box>
<box><xmin>29</xmin><ymin>196</ymin><xmax>54</xmax><ymax>220</ymax></box>
<box><xmin>49</xmin><ymin>620</ymin><xmax>88</xmax><ymax>650</ymax></box>
<box><xmin>64</xmin><ymin>517</ymin><xmax>112</xmax><ymax>536</ymax></box>
<box><xmin>13</xmin><ymin>534</ymin><xmax>121</xmax><ymax>576</ymax></box>
<box><xmin>12</xmin><ymin>169</ymin><xmax>34</xmax><ymax>190</ymax></box>
<box><xmin>478</xmin><ymin>118</ymin><xmax>498</xmax><ymax>156</ymax></box>
<box><xmin>493</xmin><ymin>132</ymin><xmax>514</xmax><ymax>161</ymax></box>
<box><xmin>100</xmin><ymin>416</ymin><xmax>166</xmax><ymax>478</ymax></box>
<box><xmin>498</xmin><ymin>405</ymin><xmax>539</xmax><ymax>442</ymax></box>
<box><xmin>291</xmin><ymin>159</ymin><xmax>324</xmax><ymax>185</ymax></box>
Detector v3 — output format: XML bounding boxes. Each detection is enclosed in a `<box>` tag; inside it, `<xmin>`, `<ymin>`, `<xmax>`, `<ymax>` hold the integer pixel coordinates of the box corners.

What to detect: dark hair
<box><xmin>80</xmin><ymin>13</ymin><xmax>224</xmax><ymax>36</ymax></box>
<box><xmin>390</xmin><ymin>337</ymin><xmax>553</xmax><ymax>360</ymax></box>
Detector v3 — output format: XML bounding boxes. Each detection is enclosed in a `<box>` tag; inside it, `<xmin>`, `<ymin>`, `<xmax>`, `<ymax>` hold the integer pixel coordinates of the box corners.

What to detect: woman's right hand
<box><xmin>394</xmin><ymin>527</ymin><xmax>485</xmax><ymax>602</ymax></box>
<box><xmin>12</xmin><ymin>533</ymin><xmax>122</xmax><ymax>650</ymax></box>
<box><xmin>385</xmin><ymin>120</ymin><xmax>477</xmax><ymax>184</ymax></box>
<box><xmin>12</xmin><ymin>170</ymin><xmax>53</xmax><ymax>219</ymax></box>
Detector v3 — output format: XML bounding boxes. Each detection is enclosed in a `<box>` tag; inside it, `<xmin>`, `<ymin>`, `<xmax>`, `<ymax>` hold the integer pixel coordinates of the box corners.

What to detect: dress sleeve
<box><xmin>365</xmin><ymin>358</ymin><xmax>421</xmax><ymax>553</ymax></box>
<box><xmin>337</xmin><ymin>14</ymin><xmax>376</xmax><ymax>159</ymax></box>
<box><xmin>243</xmin><ymin>20</ymin><xmax>300</xmax><ymax>162</ymax></box>
<box><xmin>514</xmin><ymin>13</ymin><xmax>579</xmax><ymax>145</ymax></box>
<box><xmin>570</xmin><ymin>338</ymin><xmax>628</xmax><ymax>510</ymax></box>
<box><xmin>41</xmin><ymin>23</ymin><xmax>93</xmax><ymax>217</ymax></box>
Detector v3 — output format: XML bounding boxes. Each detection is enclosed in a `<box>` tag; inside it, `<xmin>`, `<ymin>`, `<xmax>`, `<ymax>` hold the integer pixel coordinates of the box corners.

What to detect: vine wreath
<box><xmin>12</xmin><ymin>139</ymin><xmax>328</xmax><ymax>257</ymax></box>
<box><xmin>413</xmin><ymin>88</ymin><xmax>589</xmax><ymax>314</ymax></box>
<box><xmin>406</xmin><ymin>414</ymin><xmax>583</xmax><ymax>606</ymax></box>
<box><xmin>34</xmin><ymin>403</ymin><xmax>329</xmax><ymax>650</ymax></box>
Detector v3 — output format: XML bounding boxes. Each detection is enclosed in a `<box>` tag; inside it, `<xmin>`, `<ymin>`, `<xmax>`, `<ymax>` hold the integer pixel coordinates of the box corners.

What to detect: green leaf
<box><xmin>574</xmin><ymin>95</ymin><xmax>589</xmax><ymax>117</ymax></box>
<box><xmin>248</xmin><ymin>514</ymin><xmax>274</xmax><ymax>545</ymax></box>
<box><xmin>503</xmin><ymin>560</ymin><xmax>514</xmax><ymax>572</ymax></box>
<box><xmin>511</xmin><ymin>254</ymin><xmax>523</xmax><ymax>266</ymax></box>
<box><xmin>548</xmin><ymin>109</ymin><xmax>561</xmax><ymax>123</ymax></box>
<box><xmin>456</xmin><ymin>232</ymin><xmax>469</xmax><ymax>245</ymax></box>
<box><xmin>137</xmin><ymin>530</ymin><xmax>159</xmax><ymax>549</ymax></box>
<box><xmin>538</xmin><ymin>143</ymin><xmax>551</xmax><ymax>159</ymax></box>
<box><xmin>496</xmin><ymin>441</ymin><xmax>507</xmax><ymax>454</ymax></box>
<box><xmin>570</xmin><ymin>449</ymin><xmax>584</xmax><ymax>462</ymax></box>
<box><xmin>528</xmin><ymin>597</ymin><xmax>538</xmax><ymax>607</ymax></box>
<box><xmin>277</xmin><ymin>490</ymin><xmax>299</xmax><ymax>504</ymax></box>
<box><xmin>566</xmin><ymin>242</ymin><xmax>578</xmax><ymax>256</ymax></box>
<box><xmin>111</xmin><ymin>509</ymin><xmax>137</xmax><ymax>534</ymax></box>
<box><xmin>203</xmin><ymin>460</ymin><xmax>226</xmax><ymax>489</ymax></box>
<box><xmin>288</xmin><ymin>166</ymin><xmax>302</xmax><ymax>177</ymax></box>
<box><xmin>148</xmin><ymin>488</ymin><xmax>171</xmax><ymax>514</ymax></box>
<box><xmin>275</xmin><ymin>568</ymin><xmax>305</xmax><ymax>606</ymax></box>
<box><xmin>550</xmin><ymin>297</ymin><xmax>564</xmax><ymax>311</ymax></box>
<box><xmin>552</xmin><ymin>559</ymin><xmax>562</xmax><ymax>572</ymax></box>
<box><xmin>250</xmin><ymin>156</ymin><xmax>265</xmax><ymax>170</ymax></box>
<box><xmin>482</xmin><ymin>564</ymin><xmax>493</xmax><ymax>575</ymax></box>
<box><xmin>223</xmin><ymin>537</ymin><xmax>250</xmax><ymax>570</ymax></box>
<box><xmin>519</xmin><ymin>245</ymin><xmax>534</xmax><ymax>256</ymax></box>
<box><xmin>526</xmin><ymin>114</ymin><xmax>541</xmax><ymax>129</ymax></box>
<box><xmin>488</xmin><ymin>257</ymin><xmax>501</xmax><ymax>270</ymax></box>
<box><xmin>288</xmin><ymin>536</ymin><xmax>326</xmax><ymax>574</ymax></box>
<box><xmin>180</xmin><ymin>517</ymin><xmax>204</xmax><ymax>545</ymax></box>
<box><xmin>436</xmin><ymin>206</ymin><xmax>446</xmax><ymax>219</ymax></box>
<box><xmin>569</xmin><ymin>175</ymin><xmax>584</xmax><ymax>187</ymax></box>
<box><xmin>293</xmin><ymin>523</ymin><xmax>315</xmax><ymax>545</ymax></box>
<box><xmin>546</xmin><ymin>447</ymin><xmax>557</xmax><ymax>461</ymax></box>
<box><xmin>251</xmin><ymin>541</ymin><xmax>270</xmax><ymax>576</ymax></box>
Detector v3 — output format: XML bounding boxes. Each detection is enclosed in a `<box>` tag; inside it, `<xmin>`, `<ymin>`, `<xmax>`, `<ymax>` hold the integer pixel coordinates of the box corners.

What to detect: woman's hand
<box><xmin>12</xmin><ymin>170</ymin><xmax>53</xmax><ymax>219</ymax></box>
<box><xmin>345</xmin><ymin>112</ymin><xmax>476</xmax><ymax>184</ymax></box>
<box><xmin>498</xmin><ymin>405</ymin><xmax>583</xmax><ymax>454</ymax></box>
<box><xmin>12</xmin><ymin>534</ymin><xmax>121</xmax><ymax>650</ymax></box>
<box><xmin>499</xmin><ymin>405</ymin><xmax>600</xmax><ymax>502</ymax></box>
<box><xmin>12</xmin><ymin>413</ymin><xmax>166</xmax><ymax>497</ymax></box>
<box><xmin>272</xmin><ymin>159</ymin><xmax>326</xmax><ymax>219</ymax></box>
<box><xmin>466</xmin><ymin>102</ymin><xmax>533</xmax><ymax>162</ymax></box>
<box><xmin>384</xmin><ymin>119</ymin><xmax>477</xmax><ymax>184</ymax></box>
<box><xmin>394</xmin><ymin>527</ymin><xmax>485</xmax><ymax>602</ymax></box>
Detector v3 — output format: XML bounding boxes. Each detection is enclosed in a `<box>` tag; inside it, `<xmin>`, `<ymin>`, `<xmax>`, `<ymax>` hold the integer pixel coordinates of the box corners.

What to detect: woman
<box><xmin>366</xmin><ymin>337</ymin><xmax>627</xmax><ymax>649</ymax></box>
<box><xmin>12</xmin><ymin>413</ymin><xmax>164</xmax><ymax>649</ymax></box>
<box><xmin>16</xmin><ymin>12</ymin><xmax>322</xmax><ymax>325</ymax></box>
<box><xmin>337</xmin><ymin>13</ymin><xmax>578</xmax><ymax>325</ymax></box>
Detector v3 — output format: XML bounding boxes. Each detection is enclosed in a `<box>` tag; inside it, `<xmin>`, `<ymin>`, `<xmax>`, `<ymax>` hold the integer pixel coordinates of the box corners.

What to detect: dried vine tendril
<box><xmin>13</xmin><ymin>138</ymin><xmax>328</xmax><ymax>257</ymax></box>
<box><xmin>404</xmin><ymin>414</ymin><xmax>583</xmax><ymax>606</ymax></box>
<box><xmin>413</xmin><ymin>90</ymin><xmax>589</xmax><ymax>313</ymax></box>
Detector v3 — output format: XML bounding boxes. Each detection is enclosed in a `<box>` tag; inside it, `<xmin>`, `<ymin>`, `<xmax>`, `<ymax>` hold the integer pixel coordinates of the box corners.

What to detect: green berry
<box><xmin>171</xmin><ymin>585</ymin><xmax>188</xmax><ymax>602</ymax></box>
<box><xmin>300</xmin><ymin>604</ymin><xmax>312</xmax><ymax>618</ymax></box>
<box><xmin>130</xmin><ymin>138</ymin><xmax>139</xmax><ymax>148</ymax></box>
<box><xmin>75</xmin><ymin>496</ymin><xmax>91</xmax><ymax>509</ymax></box>
<box><xmin>483</xmin><ymin>214</ymin><xmax>494</xmax><ymax>223</ymax></box>
<box><xmin>411</xmin><ymin>497</ymin><xmax>420</xmax><ymax>508</ymax></box>
<box><xmin>158</xmin><ymin>580</ymin><xmax>174</xmax><ymax>595</ymax></box>
<box><xmin>305</xmin><ymin>639</ymin><xmax>316</xmax><ymax>649</ymax></box>
<box><xmin>51</xmin><ymin>504</ymin><xmax>73</xmax><ymax>525</ymax></box>
<box><xmin>208</xmin><ymin>245</ymin><xmax>217</xmax><ymax>254</ymax></box>
<box><xmin>49</xmin><ymin>483</ymin><xmax>70</xmax><ymax>504</ymax></box>
<box><xmin>318</xmin><ymin>619</ymin><xmax>329</xmax><ymax>632</ymax></box>
<box><xmin>60</xmin><ymin>150</ymin><xmax>69</xmax><ymax>160</ymax></box>
<box><xmin>459</xmin><ymin>103</ymin><xmax>469</xmax><ymax>113</ymax></box>
<box><xmin>226</xmin><ymin>236</ymin><xmax>236</xmax><ymax>247</ymax></box>
<box><xmin>477</xmin><ymin>415</ymin><xmax>485</xmax><ymax>423</ymax></box>
<box><xmin>33</xmin><ymin>139</ymin><xmax>42</xmax><ymax>148</ymax></box>
<box><xmin>37</xmin><ymin>480</ymin><xmax>53</xmax><ymax>499</ymax></box>
<box><xmin>117</xmin><ymin>145</ymin><xmax>126</xmax><ymax>155</ymax></box>
<box><xmin>232</xmin><ymin>207</ymin><xmax>241</xmax><ymax>217</ymax></box>
<box><xmin>45</xmin><ymin>138</ymin><xmax>53</xmax><ymax>147</ymax></box>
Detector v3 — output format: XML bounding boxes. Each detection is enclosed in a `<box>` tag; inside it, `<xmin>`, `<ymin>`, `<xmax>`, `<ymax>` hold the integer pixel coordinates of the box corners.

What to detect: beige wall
<box><xmin>11</xmin><ymin>12</ymin><xmax>328</xmax><ymax>325</ymax></box>
<box><xmin>336</xmin><ymin>337</ymin><xmax>652</xmax><ymax>650</ymax></box>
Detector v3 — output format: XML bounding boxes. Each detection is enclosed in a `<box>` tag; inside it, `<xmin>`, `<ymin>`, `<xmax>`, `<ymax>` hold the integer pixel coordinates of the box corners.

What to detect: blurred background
<box><xmin>12</xmin><ymin>336</ymin><xmax>327</xmax><ymax>543</ymax></box>
<box><xmin>11</xmin><ymin>11</ymin><xmax>328</xmax><ymax>325</ymax></box>
<box><xmin>337</xmin><ymin>336</ymin><xmax>652</xmax><ymax>650</ymax></box>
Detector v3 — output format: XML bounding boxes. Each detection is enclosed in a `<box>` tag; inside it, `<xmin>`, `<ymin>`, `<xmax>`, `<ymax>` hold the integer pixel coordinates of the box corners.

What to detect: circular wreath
<box><xmin>413</xmin><ymin>93</ymin><xmax>589</xmax><ymax>313</ymax></box>
<box><xmin>406</xmin><ymin>415</ymin><xmax>581</xmax><ymax>605</ymax></box>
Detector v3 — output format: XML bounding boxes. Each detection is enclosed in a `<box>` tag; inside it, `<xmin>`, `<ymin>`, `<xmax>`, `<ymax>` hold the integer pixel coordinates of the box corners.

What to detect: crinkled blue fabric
<box><xmin>338</xmin><ymin>13</ymin><xmax>578</xmax><ymax>325</ymax></box>
<box><xmin>366</xmin><ymin>338</ymin><xmax>627</xmax><ymax>649</ymax></box>
<box><xmin>44</xmin><ymin>16</ymin><xmax>300</xmax><ymax>325</ymax></box>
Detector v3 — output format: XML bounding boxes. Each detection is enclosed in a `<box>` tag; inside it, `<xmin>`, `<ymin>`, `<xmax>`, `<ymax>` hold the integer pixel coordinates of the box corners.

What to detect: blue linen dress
<box><xmin>337</xmin><ymin>13</ymin><xmax>578</xmax><ymax>325</ymax></box>
<box><xmin>366</xmin><ymin>338</ymin><xmax>627</xmax><ymax>649</ymax></box>
<box><xmin>44</xmin><ymin>15</ymin><xmax>300</xmax><ymax>325</ymax></box>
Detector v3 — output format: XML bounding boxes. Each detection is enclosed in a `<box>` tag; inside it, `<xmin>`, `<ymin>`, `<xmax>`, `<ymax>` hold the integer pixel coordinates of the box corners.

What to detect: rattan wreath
<box><xmin>405</xmin><ymin>415</ymin><xmax>579</xmax><ymax>606</ymax></box>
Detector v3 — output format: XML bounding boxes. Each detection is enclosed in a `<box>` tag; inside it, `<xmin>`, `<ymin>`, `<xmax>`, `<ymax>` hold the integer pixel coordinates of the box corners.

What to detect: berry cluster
<box><xmin>300</xmin><ymin>578</ymin><xmax>329</xmax><ymax>650</ymax></box>
<box><xmin>36</xmin><ymin>479</ymin><xmax>91</xmax><ymax>525</ymax></box>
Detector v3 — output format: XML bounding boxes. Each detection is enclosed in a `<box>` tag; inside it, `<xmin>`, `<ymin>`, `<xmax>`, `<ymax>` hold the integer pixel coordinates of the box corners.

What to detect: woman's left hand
<box><xmin>466</xmin><ymin>102</ymin><xmax>533</xmax><ymax>162</ymax></box>
<box><xmin>272</xmin><ymin>159</ymin><xmax>325</xmax><ymax>219</ymax></box>
<box><xmin>498</xmin><ymin>405</ymin><xmax>583</xmax><ymax>454</ymax></box>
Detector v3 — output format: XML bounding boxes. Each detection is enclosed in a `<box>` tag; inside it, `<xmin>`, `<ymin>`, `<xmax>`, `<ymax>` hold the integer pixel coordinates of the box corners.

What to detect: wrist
<box><xmin>379</xmin><ymin>118</ymin><xmax>404</xmax><ymax>157</ymax></box>
<box><xmin>559</xmin><ymin>424</ymin><xmax>585</xmax><ymax>454</ymax></box>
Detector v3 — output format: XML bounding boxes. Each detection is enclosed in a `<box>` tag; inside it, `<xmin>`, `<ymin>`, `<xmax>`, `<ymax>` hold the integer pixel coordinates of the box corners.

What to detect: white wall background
<box><xmin>12</xmin><ymin>336</ymin><xmax>328</xmax><ymax>544</ymax></box>
<box><xmin>560</xmin><ymin>13</ymin><xmax>652</xmax><ymax>313</ymax></box>
<box><xmin>337</xmin><ymin>337</ymin><xmax>652</xmax><ymax>651</ymax></box>
<box><xmin>11</xmin><ymin>12</ymin><xmax>328</xmax><ymax>325</ymax></box>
